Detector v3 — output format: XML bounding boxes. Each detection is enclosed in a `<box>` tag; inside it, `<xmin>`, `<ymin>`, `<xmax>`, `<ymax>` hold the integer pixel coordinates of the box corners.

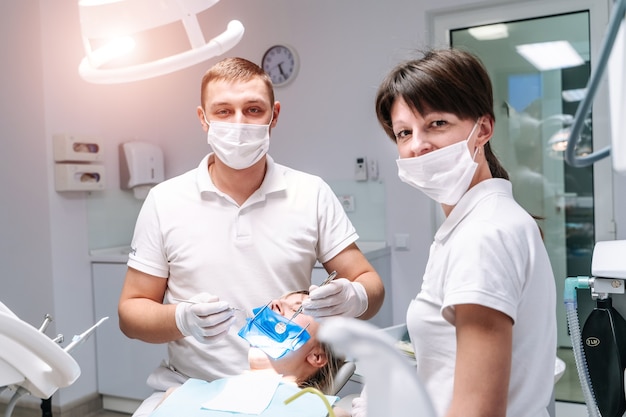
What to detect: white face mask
<box><xmin>205</xmin><ymin>114</ymin><xmax>272</xmax><ymax>170</ymax></box>
<box><xmin>396</xmin><ymin>121</ymin><xmax>480</xmax><ymax>205</ymax></box>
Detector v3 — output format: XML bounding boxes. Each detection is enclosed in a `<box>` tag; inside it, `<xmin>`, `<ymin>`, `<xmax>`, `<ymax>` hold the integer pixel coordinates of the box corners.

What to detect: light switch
<box><xmin>355</xmin><ymin>157</ymin><xmax>368</xmax><ymax>181</ymax></box>
<box><xmin>369</xmin><ymin>159</ymin><xmax>379</xmax><ymax>181</ymax></box>
<box><xmin>394</xmin><ymin>233</ymin><xmax>410</xmax><ymax>250</ymax></box>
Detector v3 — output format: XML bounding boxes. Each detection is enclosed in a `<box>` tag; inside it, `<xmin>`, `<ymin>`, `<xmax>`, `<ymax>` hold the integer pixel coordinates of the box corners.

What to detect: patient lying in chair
<box><xmin>149</xmin><ymin>291</ymin><xmax>350</xmax><ymax>417</ymax></box>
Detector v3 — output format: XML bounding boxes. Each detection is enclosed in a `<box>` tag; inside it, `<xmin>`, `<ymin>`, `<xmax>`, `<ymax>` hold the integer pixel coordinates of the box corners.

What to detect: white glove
<box><xmin>301</xmin><ymin>278</ymin><xmax>368</xmax><ymax>318</ymax></box>
<box><xmin>351</xmin><ymin>386</ymin><xmax>368</xmax><ymax>417</ymax></box>
<box><xmin>175</xmin><ymin>292</ymin><xmax>235</xmax><ymax>344</ymax></box>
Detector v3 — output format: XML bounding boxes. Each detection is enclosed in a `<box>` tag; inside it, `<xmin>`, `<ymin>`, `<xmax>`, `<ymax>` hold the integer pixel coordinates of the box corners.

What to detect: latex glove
<box><xmin>301</xmin><ymin>278</ymin><xmax>368</xmax><ymax>318</ymax></box>
<box><xmin>175</xmin><ymin>292</ymin><xmax>235</xmax><ymax>344</ymax></box>
<box><xmin>351</xmin><ymin>386</ymin><xmax>368</xmax><ymax>417</ymax></box>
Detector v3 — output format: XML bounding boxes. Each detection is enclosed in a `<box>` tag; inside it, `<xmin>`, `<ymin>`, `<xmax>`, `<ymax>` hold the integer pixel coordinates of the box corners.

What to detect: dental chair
<box><xmin>0</xmin><ymin>301</ymin><xmax>106</xmax><ymax>417</ymax></box>
<box><xmin>319</xmin><ymin>317</ymin><xmax>436</xmax><ymax>417</ymax></box>
<box><xmin>328</xmin><ymin>360</ymin><xmax>356</xmax><ymax>396</ymax></box>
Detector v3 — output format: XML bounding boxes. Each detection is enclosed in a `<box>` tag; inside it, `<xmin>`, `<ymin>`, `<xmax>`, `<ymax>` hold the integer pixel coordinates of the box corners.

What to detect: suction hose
<box><xmin>318</xmin><ymin>316</ymin><xmax>436</xmax><ymax>417</ymax></box>
<box><xmin>564</xmin><ymin>276</ymin><xmax>601</xmax><ymax>417</ymax></box>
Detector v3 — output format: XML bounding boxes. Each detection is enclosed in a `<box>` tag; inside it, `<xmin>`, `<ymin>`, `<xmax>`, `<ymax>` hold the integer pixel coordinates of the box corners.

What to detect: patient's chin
<box><xmin>248</xmin><ymin>347</ymin><xmax>273</xmax><ymax>368</ymax></box>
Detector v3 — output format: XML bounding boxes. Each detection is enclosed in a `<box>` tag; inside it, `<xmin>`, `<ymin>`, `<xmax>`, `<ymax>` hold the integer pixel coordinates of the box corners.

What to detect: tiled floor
<box><xmin>0</xmin><ymin>405</ymin><xmax>130</xmax><ymax>417</ymax></box>
<box><xmin>554</xmin><ymin>347</ymin><xmax>588</xmax><ymax>417</ymax></box>
<box><xmin>93</xmin><ymin>412</ymin><xmax>130</xmax><ymax>417</ymax></box>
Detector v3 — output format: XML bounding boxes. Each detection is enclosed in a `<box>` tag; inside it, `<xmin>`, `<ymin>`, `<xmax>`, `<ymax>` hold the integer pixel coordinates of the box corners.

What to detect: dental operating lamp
<box><xmin>77</xmin><ymin>0</ymin><xmax>245</xmax><ymax>84</ymax></box>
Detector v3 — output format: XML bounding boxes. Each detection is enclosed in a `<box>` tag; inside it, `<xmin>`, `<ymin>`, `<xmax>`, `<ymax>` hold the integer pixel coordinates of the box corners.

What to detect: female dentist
<box><xmin>360</xmin><ymin>48</ymin><xmax>557</xmax><ymax>417</ymax></box>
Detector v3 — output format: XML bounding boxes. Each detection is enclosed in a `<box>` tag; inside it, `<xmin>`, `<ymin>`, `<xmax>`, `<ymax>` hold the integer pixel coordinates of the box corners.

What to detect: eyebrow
<box><xmin>211</xmin><ymin>97</ymin><xmax>268</xmax><ymax>106</ymax></box>
<box><xmin>280</xmin><ymin>290</ymin><xmax>309</xmax><ymax>299</ymax></box>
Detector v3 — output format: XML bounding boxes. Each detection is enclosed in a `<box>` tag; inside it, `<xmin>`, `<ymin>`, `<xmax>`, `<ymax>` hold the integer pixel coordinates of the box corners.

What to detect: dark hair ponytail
<box><xmin>484</xmin><ymin>142</ymin><xmax>509</xmax><ymax>180</ymax></box>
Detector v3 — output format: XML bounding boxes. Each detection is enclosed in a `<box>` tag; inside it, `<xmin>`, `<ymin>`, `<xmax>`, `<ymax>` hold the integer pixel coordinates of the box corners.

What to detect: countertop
<box><xmin>89</xmin><ymin>245</ymin><xmax>133</xmax><ymax>263</ymax></box>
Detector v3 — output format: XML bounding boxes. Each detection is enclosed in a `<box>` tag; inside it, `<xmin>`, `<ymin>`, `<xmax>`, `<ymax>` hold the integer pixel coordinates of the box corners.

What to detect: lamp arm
<box><xmin>79</xmin><ymin>20</ymin><xmax>244</xmax><ymax>84</ymax></box>
<box><xmin>565</xmin><ymin>0</ymin><xmax>625</xmax><ymax>167</ymax></box>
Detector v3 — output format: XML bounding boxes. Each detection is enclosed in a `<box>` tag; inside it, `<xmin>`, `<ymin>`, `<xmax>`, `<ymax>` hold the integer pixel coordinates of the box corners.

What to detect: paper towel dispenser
<box><xmin>119</xmin><ymin>141</ymin><xmax>164</xmax><ymax>199</ymax></box>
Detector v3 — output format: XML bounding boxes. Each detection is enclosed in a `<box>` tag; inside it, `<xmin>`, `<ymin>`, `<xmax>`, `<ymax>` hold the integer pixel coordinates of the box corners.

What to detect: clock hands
<box><xmin>277</xmin><ymin>62</ymin><xmax>287</xmax><ymax>78</ymax></box>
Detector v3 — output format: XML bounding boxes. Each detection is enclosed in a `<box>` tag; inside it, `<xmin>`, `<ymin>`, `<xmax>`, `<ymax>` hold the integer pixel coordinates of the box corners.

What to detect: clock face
<box><xmin>262</xmin><ymin>45</ymin><xmax>298</xmax><ymax>87</ymax></box>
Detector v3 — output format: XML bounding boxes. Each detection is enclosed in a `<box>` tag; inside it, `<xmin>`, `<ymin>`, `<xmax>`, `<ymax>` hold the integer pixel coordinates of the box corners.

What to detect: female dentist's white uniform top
<box><xmin>407</xmin><ymin>178</ymin><xmax>556</xmax><ymax>417</ymax></box>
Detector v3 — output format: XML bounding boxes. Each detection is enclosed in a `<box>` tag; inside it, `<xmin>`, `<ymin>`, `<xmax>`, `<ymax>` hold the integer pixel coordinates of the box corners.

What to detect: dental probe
<box><xmin>172</xmin><ymin>298</ymin><xmax>243</xmax><ymax>312</ymax></box>
<box><xmin>290</xmin><ymin>270</ymin><xmax>337</xmax><ymax>320</ymax></box>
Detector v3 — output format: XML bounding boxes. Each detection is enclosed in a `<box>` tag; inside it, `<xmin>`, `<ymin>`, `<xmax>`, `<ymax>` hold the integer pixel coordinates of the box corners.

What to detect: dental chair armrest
<box><xmin>0</xmin><ymin>309</ymin><xmax>80</xmax><ymax>399</ymax></box>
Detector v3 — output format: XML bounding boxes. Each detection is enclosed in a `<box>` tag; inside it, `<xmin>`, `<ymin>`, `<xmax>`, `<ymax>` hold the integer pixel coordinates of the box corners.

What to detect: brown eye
<box><xmin>395</xmin><ymin>129</ymin><xmax>411</xmax><ymax>142</ymax></box>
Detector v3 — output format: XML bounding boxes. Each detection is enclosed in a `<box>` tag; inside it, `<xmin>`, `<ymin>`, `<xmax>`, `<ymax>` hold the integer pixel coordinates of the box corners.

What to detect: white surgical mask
<box><xmin>205</xmin><ymin>114</ymin><xmax>272</xmax><ymax>170</ymax></box>
<box><xmin>396</xmin><ymin>121</ymin><xmax>480</xmax><ymax>205</ymax></box>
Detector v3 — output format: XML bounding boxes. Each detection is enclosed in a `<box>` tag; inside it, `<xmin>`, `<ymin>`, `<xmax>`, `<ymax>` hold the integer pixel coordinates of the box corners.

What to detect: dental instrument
<box><xmin>37</xmin><ymin>314</ymin><xmax>52</xmax><ymax>333</ymax></box>
<box><xmin>172</xmin><ymin>298</ymin><xmax>244</xmax><ymax>313</ymax></box>
<box><xmin>290</xmin><ymin>270</ymin><xmax>337</xmax><ymax>321</ymax></box>
<box><xmin>246</xmin><ymin>269</ymin><xmax>337</xmax><ymax>335</ymax></box>
<box><xmin>63</xmin><ymin>316</ymin><xmax>109</xmax><ymax>353</ymax></box>
<box><xmin>284</xmin><ymin>387</ymin><xmax>336</xmax><ymax>417</ymax></box>
<box><xmin>238</xmin><ymin>305</ymin><xmax>311</xmax><ymax>359</ymax></box>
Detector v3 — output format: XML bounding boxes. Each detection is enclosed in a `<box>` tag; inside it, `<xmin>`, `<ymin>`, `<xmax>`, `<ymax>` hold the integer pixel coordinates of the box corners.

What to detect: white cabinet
<box><xmin>92</xmin><ymin>262</ymin><xmax>167</xmax><ymax>412</ymax></box>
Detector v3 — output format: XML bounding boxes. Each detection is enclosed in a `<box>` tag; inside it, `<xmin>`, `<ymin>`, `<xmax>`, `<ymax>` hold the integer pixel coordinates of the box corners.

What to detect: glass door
<box><xmin>450</xmin><ymin>9</ymin><xmax>594</xmax><ymax>351</ymax></box>
<box><xmin>431</xmin><ymin>0</ymin><xmax>614</xmax><ymax>404</ymax></box>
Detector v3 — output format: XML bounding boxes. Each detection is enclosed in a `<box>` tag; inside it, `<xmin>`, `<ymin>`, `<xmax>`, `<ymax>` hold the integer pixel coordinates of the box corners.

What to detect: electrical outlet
<box><xmin>339</xmin><ymin>195</ymin><xmax>355</xmax><ymax>212</ymax></box>
<box><xmin>394</xmin><ymin>233</ymin><xmax>410</xmax><ymax>251</ymax></box>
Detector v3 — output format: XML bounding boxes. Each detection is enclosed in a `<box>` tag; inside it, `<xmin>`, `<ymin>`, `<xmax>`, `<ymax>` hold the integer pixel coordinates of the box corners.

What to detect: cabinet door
<box><xmin>92</xmin><ymin>263</ymin><xmax>167</xmax><ymax>400</ymax></box>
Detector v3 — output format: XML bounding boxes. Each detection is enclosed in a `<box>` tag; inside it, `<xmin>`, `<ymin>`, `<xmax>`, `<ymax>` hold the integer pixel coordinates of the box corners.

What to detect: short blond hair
<box><xmin>200</xmin><ymin>57</ymin><xmax>275</xmax><ymax>109</ymax></box>
<box><xmin>299</xmin><ymin>341</ymin><xmax>346</xmax><ymax>395</ymax></box>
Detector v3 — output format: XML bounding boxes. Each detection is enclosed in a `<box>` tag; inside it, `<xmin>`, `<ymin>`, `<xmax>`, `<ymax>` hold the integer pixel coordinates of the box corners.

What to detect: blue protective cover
<box><xmin>238</xmin><ymin>305</ymin><xmax>310</xmax><ymax>358</ymax></box>
<box><xmin>149</xmin><ymin>378</ymin><xmax>337</xmax><ymax>417</ymax></box>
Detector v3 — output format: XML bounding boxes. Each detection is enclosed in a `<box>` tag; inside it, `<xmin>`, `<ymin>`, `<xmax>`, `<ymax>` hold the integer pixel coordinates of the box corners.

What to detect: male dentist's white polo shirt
<box><xmin>128</xmin><ymin>153</ymin><xmax>358</xmax><ymax>382</ymax></box>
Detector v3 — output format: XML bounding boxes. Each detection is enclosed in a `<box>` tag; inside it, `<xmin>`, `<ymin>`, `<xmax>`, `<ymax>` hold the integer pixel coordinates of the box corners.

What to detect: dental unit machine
<box><xmin>565</xmin><ymin>241</ymin><xmax>626</xmax><ymax>417</ymax></box>
<box><xmin>0</xmin><ymin>302</ymin><xmax>108</xmax><ymax>417</ymax></box>
<box><xmin>562</xmin><ymin>0</ymin><xmax>626</xmax><ymax>416</ymax></box>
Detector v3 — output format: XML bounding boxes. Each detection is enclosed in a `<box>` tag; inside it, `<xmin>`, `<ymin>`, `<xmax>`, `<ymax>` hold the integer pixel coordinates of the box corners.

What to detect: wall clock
<box><xmin>261</xmin><ymin>44</ymin><xmax>299</xmax><ymax>87</ymax></box>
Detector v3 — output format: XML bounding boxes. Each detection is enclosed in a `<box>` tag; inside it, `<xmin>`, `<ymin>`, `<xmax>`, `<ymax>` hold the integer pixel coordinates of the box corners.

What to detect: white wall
<box><xmin>1</xmin><ymin>0</ymin><xmax>621</xmax><ymax>409</ymax></box>
<box><xmin>0</xmin><ymin>3</ymin><xmax>52</xmax><ymax>334</ymax></box>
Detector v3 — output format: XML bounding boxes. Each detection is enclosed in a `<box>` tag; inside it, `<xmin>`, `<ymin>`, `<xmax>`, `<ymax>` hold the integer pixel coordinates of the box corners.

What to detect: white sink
<box><xmin>555</xmin><ymin>357</ymin><xmax>566</xmax><ymax>383</ymax></box>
